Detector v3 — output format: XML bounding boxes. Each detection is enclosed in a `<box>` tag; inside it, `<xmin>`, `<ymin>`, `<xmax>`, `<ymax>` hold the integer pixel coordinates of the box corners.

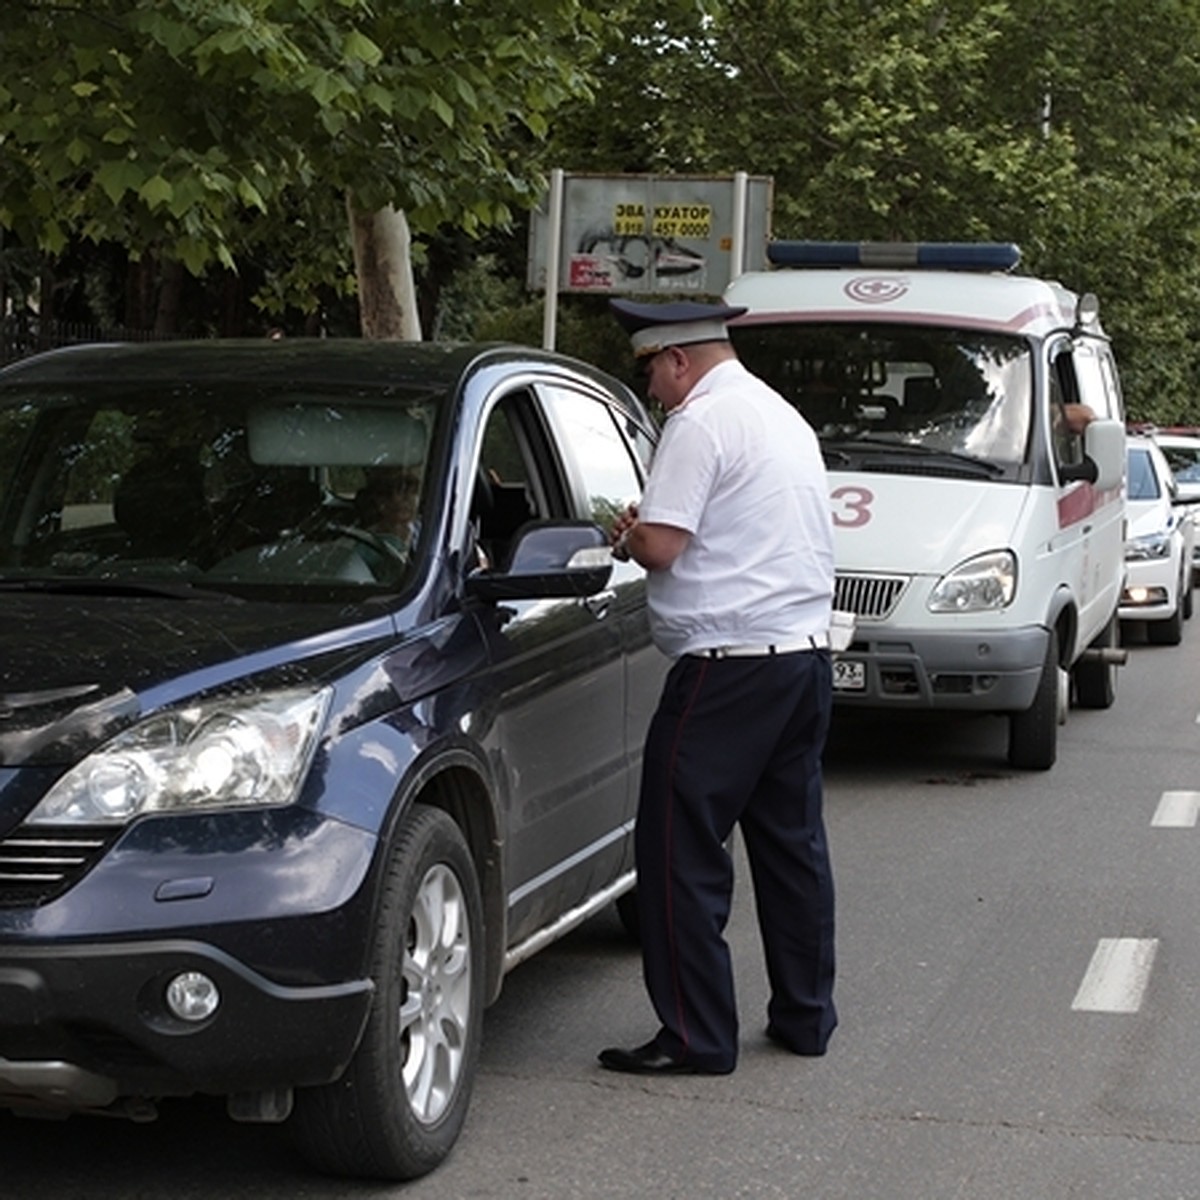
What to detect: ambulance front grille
<box><xmin>834</xmin><ymin>573</ymin><xmax>908</xmax><ymax>620</ymax></box>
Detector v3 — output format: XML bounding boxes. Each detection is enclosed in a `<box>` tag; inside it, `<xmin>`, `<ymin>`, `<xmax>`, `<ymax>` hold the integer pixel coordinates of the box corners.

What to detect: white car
<box><xmin>1152</xmin><ymin>431</ymin><xmax>1200</xmax><ymax>583</ymax></box>
<box><xmin>1120</xmin><ymin>436</ymin><xmax>1196</xmax><ymax>644</ymax></box>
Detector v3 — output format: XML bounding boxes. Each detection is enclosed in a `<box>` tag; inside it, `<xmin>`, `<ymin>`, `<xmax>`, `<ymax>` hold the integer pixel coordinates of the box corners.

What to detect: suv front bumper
<box><xmin>0</xmin><ymin>938</ymin><xmax>373</xmax><ymax>1112</ymax></box>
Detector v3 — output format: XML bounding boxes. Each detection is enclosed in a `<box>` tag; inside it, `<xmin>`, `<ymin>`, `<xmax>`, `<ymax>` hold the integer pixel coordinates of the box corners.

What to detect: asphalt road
<box><xmin>8</xmin><ymin>620</ymin><xmax>1200</xmax><ymax>1199</ymax></box>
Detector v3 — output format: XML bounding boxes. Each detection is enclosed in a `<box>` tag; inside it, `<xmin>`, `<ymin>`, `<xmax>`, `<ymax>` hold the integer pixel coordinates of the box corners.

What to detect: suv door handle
<box><xmin>582</xmin><ymin>590</ymin><xmax>616</xmax><ymax>620</ymax></box>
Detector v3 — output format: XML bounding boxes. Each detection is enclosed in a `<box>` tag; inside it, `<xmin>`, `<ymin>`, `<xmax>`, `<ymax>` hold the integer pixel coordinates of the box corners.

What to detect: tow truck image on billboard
<box><xmin>572</xmin><ymin>223</ymin><xmax>708</xmax><ymax>289</ymax></box>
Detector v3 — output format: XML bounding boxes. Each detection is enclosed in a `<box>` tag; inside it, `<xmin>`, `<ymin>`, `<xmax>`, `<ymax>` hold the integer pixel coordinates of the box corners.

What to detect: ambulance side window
<box><xmin>1049</xmin><ymin>341</ymin><xmax>1086</xmax><ymax>469</ymax></box>
<box><xmin>1096</xmin><ymin>347</ymin><xmax>1124</xmax><ymax>423</ymax></box>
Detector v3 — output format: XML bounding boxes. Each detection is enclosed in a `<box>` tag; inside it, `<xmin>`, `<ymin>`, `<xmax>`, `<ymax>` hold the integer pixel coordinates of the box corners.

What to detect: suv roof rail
<box><xmin>765</xmin><ymin>241</ymin><xmax>1022</xmax><ymax>273</ymax></box>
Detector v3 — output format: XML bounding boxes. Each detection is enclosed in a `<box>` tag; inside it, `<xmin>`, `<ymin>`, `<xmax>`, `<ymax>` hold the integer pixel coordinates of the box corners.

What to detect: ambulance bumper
<box><xmin>831</xmin><ymin>624</ymin><xmax>1048</xmax><ymax>711</ymax></box>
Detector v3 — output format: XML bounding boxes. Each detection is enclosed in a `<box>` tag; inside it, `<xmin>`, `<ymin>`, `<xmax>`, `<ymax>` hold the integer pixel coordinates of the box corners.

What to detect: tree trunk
<box><xmin>125</xmin><ymin>255</ymin><xmax>156</xmax><ymax>330</ymax></box>
<box><xmin>0</xmin><ymin>230</ymin><xmax>8</xmax><ymax>323</ymax></box>
<box><xmin>37</xmin><ymin>256</ymin><xmax>54</xmax><ymax>350</ymax></box>
<box><xmin>219</xmin><ymin>267</ymin><xmax>243</xmax><ymax>337</ymax></box>
<box><xmin>155</xmin><ymin>259</ymin><xmax>184</xmax><ymax>334</ymax></box>
<box><xmin>346</xmin><ymin>196</ymin><xmax>422</xmax><ymax>341</ymax></box>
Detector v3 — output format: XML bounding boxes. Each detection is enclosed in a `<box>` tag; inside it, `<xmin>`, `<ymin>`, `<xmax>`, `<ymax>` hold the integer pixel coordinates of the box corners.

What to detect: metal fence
<box><xmin>0</xmin><ymin>318</ymin><xmax>191</xmax><ymax>366</ymax></box>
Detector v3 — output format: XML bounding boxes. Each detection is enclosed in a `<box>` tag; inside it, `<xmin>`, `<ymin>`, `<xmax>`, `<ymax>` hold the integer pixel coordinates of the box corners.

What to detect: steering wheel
<box><xmin>297</xmin><ymin>510</ymin><xmax>410</xmax><ymax>580</ymax></box>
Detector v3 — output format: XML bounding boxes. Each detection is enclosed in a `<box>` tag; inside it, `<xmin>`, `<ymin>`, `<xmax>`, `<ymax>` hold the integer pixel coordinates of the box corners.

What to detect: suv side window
<box><xmin>472</xmin><ymin>389</ymin><xmax>567</xmax><ymax>569</ymax></box>
<box><xmin>538</xmin><ymin>385</ymin><xmax>644</xmax><ymax>529</ymax></box>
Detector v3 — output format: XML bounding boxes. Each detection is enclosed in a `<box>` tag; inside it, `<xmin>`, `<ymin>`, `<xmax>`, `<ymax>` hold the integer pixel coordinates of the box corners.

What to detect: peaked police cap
<box><xmin>609</xmin><ymin>299</ymin><xmax>748</xmax><ymax>358</ymax></box>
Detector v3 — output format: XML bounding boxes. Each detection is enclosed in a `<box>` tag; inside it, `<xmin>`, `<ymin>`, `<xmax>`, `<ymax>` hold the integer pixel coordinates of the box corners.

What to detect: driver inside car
<box><xmin>353</xmin><ymin>464</ymin><xmax>423</xmax><ymax>568</ymax></box>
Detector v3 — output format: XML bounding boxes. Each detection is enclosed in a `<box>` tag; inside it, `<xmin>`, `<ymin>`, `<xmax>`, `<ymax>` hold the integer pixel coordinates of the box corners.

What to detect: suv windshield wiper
<box><xmin>0</xmin><ymin>577</ymin><xmax>247</xmax><ymax>602</ymax></box>
<box><xmin>820</xmin><ymin>435</ymin><xmax>1005</xmax><ymax>477</ymax></box>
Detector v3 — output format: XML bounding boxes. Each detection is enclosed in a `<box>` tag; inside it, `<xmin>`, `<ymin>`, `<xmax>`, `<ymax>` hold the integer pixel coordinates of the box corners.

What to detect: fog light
<box><xmin>1122</xmin><ymin>585</ymin><xmax>1167</xmax><ymax>607</ymax></box>
<box><xmin>166</xmin><ymin>971</ymin><xmax>220</xmax><ymax>1022</ymax></box>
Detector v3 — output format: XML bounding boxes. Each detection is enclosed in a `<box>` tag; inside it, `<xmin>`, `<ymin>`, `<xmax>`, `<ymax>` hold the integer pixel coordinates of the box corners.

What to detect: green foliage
<box><xmin>537</xmin><ymin>0</ymin><xmax>1200</xmax><ymax>424</ymax></box>
<box><xmin>6</xmin><ymin>0</ymin><xmax>1200</xmax><ymax>423</ymax></box>
<box><xmin>1</xmin><ymin>0</ymin><xmax>597</xmax><ymax>311</ymax></box>
<box><xmin>429</xmin><ymin>239</ymin><xmax>633</xmax><ymax>382</ymax></box>
<box><xmin>542</xmin><ymin>0</ymin><xmax>722</xmax><ymax>175</ymax></box>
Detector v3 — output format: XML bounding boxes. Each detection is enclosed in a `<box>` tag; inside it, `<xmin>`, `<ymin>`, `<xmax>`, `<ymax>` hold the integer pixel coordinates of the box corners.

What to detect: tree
<box><xmin>539</xmin><ymin>0</ymin><xmax>1200</xmax><ymax>423</ymax></box>
<box><xmin>542</xmin><ymin>0</ymin><xmax>721</xmax><ymax>176</ymax></box>
<box><xmin>0</xmin><ymin>0</ymin><xmax>598</xmax><ymax>336</ymax></box>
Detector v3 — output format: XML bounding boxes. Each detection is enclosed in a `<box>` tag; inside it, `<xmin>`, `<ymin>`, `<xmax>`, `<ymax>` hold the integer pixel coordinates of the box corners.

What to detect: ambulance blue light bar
<box><xmin>766</xmin><ymin>241</ymin><xmax>1022</xmax><ymax>272</ymax></box>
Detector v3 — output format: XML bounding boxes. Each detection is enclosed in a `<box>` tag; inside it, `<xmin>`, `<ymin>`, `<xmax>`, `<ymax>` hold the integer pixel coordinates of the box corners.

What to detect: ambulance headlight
<box><xmin>928</xmin><ymin>551</ymin><xmax>1016</xmax><ymax>612</ymax></box>
<box><xmin>27</xmin><ymin>687</ymin><xmax>331</xmax><ymax>826</ymax></box>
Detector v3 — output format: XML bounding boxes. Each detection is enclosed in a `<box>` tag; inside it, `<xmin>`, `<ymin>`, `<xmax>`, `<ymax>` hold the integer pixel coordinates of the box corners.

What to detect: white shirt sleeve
<box><xmin>638</xmin><ymin>414</ymin><xmax>719</xmax><ymax>535</ymax></box>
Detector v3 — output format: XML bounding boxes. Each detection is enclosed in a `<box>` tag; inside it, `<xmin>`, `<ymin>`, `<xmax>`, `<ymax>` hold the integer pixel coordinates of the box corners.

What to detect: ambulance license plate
<box><xmin>832</xmin><ymin>659</ymin><xmax>866</xmax><ymax>691</ymax></box>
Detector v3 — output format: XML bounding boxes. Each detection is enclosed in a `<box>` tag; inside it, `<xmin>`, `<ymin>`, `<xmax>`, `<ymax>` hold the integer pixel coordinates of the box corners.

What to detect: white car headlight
<box><xmin>928</xmin><ymin>550</ymin><xmax>1016</xmax><ymax>612</ymax></box>
<box><xmin>1124</xmin><ymin>532</ymin><xmax>1171</xmax><ymax>561</ymax></box>
<box><xmin>28</xmin><ymin>687</ymin><xmax>331</xmax><ymax>826</ymax></box>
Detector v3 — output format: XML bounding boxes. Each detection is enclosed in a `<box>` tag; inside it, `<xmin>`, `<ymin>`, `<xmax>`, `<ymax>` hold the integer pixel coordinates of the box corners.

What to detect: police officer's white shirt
<box><xmin>638</xmin><ymin>358</ymin><xmax>835</xmax><ymax>659</ymax></box>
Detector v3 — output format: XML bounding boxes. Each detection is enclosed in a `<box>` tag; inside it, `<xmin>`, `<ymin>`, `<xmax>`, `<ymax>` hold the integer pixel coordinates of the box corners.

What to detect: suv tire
<box><xmin>291</xmin><ymin>806</ymin><xmax>483</xmax><ymax>1180</ymax></box>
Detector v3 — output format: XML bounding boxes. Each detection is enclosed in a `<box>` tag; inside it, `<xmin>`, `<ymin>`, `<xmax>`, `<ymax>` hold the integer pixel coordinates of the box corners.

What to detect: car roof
<box><xmin>1151</xmin><ymin>431</ymin><xmax>1200</xmax><ymax>447</ymax></box>
<box><xmin>726</xmin><ymin>268</ymin><xmax>1090</xmax><ymax>339</ymax></box>
<box><xmin>1127</xmin><ymin>436</ymin><xmax>1174</xmax><ymax>476</ymax></box>
<box><xmin>0</xmin><ymin>339</ymin><xmax>634</xmax><ymax>404</ymax></box>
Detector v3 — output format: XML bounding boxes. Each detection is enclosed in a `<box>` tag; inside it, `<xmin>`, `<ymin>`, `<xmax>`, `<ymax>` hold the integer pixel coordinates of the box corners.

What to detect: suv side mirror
<box><xmin>466</xmin><ymin>521</ymin><xmax>614</xmax><ymax>601</ymax></box>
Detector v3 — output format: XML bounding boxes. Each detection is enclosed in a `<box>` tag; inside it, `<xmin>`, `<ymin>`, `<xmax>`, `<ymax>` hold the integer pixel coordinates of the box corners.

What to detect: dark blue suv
<box><xmin>0</xmin><ymin>339</ymin><xmax>661</xmax><ymax>1179</ymax></box>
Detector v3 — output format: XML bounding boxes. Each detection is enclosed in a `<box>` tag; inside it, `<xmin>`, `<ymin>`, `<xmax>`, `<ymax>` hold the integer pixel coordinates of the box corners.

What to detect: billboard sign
<box><xmin>528</xmin><ymin>172</ymin><xmax>773</xmax><ymax>297</ymax></box>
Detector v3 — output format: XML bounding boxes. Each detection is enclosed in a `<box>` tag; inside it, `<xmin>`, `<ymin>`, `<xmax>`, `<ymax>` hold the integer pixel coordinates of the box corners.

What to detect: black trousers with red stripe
<box><xmin>634</xmin><ymin>649</ymin><xmax>837</xmax><ymax>1071</ymax></box>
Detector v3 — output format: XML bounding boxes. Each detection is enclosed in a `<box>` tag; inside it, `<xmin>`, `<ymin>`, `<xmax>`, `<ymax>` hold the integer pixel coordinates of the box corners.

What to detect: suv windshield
<box><xmin>0</xmin><ymin>382</ymin><xmax>442</xmax><ymax>595</ymax></box>
<box><xmin>732</xmin><ymin>323</ymin><xmax>1033</xmax><ymax>477</ymax></box>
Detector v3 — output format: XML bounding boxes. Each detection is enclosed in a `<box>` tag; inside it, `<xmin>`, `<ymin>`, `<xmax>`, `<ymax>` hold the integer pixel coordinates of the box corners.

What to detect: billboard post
<box><xmin>541</xmin><ymin>168</ymin><xmax>565</xmax><ymax>351</ymax></box>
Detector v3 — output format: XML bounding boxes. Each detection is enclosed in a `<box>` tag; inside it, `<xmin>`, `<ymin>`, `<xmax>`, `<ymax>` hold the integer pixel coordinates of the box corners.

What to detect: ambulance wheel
<box><xmin>1008</xmin><ymin>629</ymin><xmax>1060</xmax><ymax>771</ymax></box>
<box><xmin>1073</xmin><ymin>611</ymin><xmax>1118</xmax><ymax>710</ymax></box>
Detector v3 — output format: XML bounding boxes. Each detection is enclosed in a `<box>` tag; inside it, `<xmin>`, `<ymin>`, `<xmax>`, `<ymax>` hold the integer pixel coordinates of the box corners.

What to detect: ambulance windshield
<box><xmin>731</xmin><ymin>323</ymin><xmax>1032</xmax><ymax>476</ymax></box>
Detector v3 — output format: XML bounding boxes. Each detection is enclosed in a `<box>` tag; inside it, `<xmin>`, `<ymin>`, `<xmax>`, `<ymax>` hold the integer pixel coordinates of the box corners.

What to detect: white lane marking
<box><xmin>1072</xmin><ymin>938</ymin><xmax>1159</xmax><ymax>1013</ymax></box>
<box><xmin>1152</xmin><ymin>791</ymin><xmax>1200</xmax><ymax>827</ymax></box>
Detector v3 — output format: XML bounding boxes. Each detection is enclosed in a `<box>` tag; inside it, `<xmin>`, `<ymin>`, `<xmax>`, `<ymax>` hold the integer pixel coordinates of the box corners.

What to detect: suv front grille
<box><xmin>834</xmin><ymin>572</ymin><xmax>908</xmax><ymax>620</ymax></box>
<box><xmin>0</xmin><ymin>825</ymin><xmax>114</xmax><ymax>907</ymax></box>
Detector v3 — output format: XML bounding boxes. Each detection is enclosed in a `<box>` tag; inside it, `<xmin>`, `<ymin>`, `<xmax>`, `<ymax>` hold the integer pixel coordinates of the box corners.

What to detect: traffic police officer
<box><xmin>599</xmin><ymin>298</ymin><xmax>838</xmax><ymax>1075</ymax></box>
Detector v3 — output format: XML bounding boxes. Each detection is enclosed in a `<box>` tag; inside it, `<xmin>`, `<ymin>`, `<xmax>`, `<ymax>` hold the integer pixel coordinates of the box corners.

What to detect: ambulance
<box><xmin>724</xmin><ymin>242</ymin><xmax>1127</xmax><ymax>770</ymax></box>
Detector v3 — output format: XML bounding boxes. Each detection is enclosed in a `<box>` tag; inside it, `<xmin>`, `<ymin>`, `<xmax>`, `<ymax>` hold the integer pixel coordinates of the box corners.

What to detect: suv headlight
<box><xmin>27</xmin><ymin>687</ymin><xmax>331</xmax><ymax>826</ymax></box>
<box><xmin>928</xmin><ymin>550</ymin><xmax>1016</xmax><ymax>612</ymax></box>
<box><xmin>1125</xmin><ymin>532</ymin><xmax>1171</xmax><ymax>561</ymax></box>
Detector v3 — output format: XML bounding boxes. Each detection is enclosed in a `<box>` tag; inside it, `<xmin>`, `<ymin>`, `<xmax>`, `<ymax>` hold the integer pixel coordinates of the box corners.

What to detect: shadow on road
<box><xmin>824</xmin><ymin>705</ymin><xmax>1013</xmax><ymax>783</ymax></box>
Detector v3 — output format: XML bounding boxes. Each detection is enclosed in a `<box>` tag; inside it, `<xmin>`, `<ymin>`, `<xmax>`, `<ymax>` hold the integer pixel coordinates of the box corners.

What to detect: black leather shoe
<box><xmin>598</xmin><ymin>1040</ymin><xmax>715</xmax><ymax>1075</ymax></box>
